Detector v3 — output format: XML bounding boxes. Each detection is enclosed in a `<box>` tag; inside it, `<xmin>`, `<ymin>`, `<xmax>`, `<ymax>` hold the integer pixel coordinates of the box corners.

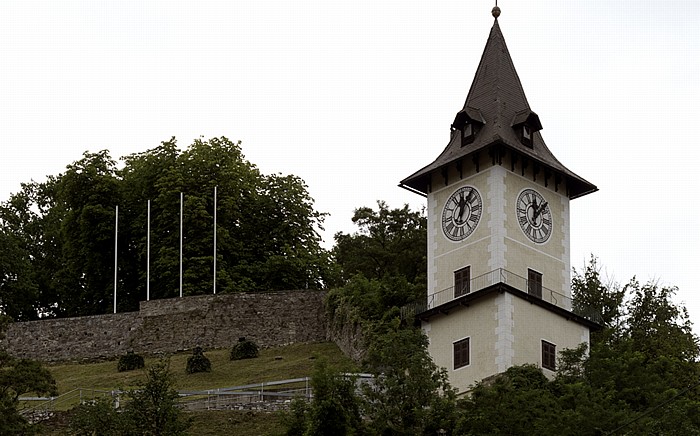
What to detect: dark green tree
<box><xmin>121</xmin><ymin>360</ymin><xmax>191</xmax><ymax>436</ymax></box>
<box><xmin>0</xmin><ymin>136</ymin><xmax>334</xmax><ymax>318</ymax></box>
<box><xmin>285</xmin><ymin>359</ymin><xmax>363</xmax><ymax>436</ymax></box>
<box><xmin>327</xmin><ymin>202</ymin><xmax>427</xmax><ymax>326</ymax></box>
<box><xmin>55</xmin><ymin>150</ymin><xmax>123</xmax><ymax>316</ymax></box>
<box><xmin>333</xmin><ymin>201</ymin><xmax>426</xmax><ymax>285</ymax></box>
<box><xmin>571</xmin><ymin>255</ymin><xmax>624</xmax><ymax>330</ymax></box>
<box><xmin>362</xmin><ymin>325</ymin><xmax>457</xmax><ymax>435</ymax></box>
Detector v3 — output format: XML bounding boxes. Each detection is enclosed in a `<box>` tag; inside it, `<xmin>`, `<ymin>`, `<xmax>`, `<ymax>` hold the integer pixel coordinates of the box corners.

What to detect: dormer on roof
<box><xmin>452</xmin><ymin>107</ymin><xmax>486</xmax><ymax>147</ymax></box>
<box><xmin>511</xmin><ymin>109</ymin><xmax>542</xmax><ymax>148</ymax></box>
<box><xmin>400</xmin><ymin>13</ymin><xmax>597</xmax><ymax>200</ymax></box>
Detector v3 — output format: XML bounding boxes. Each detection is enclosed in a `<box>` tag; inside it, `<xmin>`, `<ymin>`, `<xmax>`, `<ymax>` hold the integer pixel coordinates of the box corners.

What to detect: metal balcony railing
<box><xmin>400</xmin><ymin>268</ymin><xmax>602</xmax><ymax>325</ymax></box>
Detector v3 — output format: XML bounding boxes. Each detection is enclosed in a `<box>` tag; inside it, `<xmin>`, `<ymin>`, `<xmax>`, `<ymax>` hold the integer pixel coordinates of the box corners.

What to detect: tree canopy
<box><xmin>324</xmin><ymin>225</ymin><xmax>700</xmax><ymax>436</ymax></box>
<box><xmin>0</xmin><ymin>137</ymin><xmax>333</xmax><ymax>319</ymax></box>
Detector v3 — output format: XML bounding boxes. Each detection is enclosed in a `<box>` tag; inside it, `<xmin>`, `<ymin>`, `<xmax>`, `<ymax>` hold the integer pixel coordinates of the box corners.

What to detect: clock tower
<box><xmin>400</xmin><ymin>7</ymin><xmax>600</xmax><ymax>394</ymax></box>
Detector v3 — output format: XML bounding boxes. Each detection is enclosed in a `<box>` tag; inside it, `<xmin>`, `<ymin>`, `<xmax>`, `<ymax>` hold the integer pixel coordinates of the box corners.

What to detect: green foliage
<box><xmin>186</xmin><ymin>347</ymin><xmax>212</xmax><ymax>374</ymax></box>
<box><xmin>333</xmin><ymin>201</ymin><xmax>426</xmax><ymax>285</ymax></box>
<box><xmin>454</xmin><ymin>260</ymin><xmax>700</xmax><ymax>435</ymax></box>
<box><xmin>361</xmin><ymin>326</ymin><xmax>458</xmax><ymax>435</ymax></box>
<box><xmin>283</xmin><ymin>328</ymin><xmax>456</xmax><ymax>436</ymax></box>
<box><xmin>230</xmin><ymin>338</ymin><xmax>259</xmax><ymax>361</ymax></box>
<box><xmin>0</xmin><ymin>136</ymin><xmax>334</xmax><ymax>318</ymax></box>
<box><xmin>126</xmin><ymin>360</ymin><xmax>191</xmax><ymax>435</ymax></box>
<box><xmin>117</xmin><ymin>351</ymin><xmax>145</xmax><ymax>372</ymax></box>
<box><xmin>0</xmin><ymin>318</ymin><xmax>58</xmax><ymax>434</ymax></box>
<box><xmin>284</xmin><ymin>359</ymin><xmax>363</xmax><ymax>436</ymax></box>
<box><xmin>70</xmin><ymin>360</ymin><xmax>191</xmax><ymax>436</ymax></box>
<box><xmin>69</xmin><ymin>397</ymin><xmax>125</xmax><ymax>436</ymax></box>
<box><xmin>327</xmin><ymin>202</ymin><xmax>427</xmax><ymax>330</ymax></box>
<box><xmin>572</xmin><ymin>255</ymin><xmax>625</xmax><ymax>329</ymax></box>
<box><xmin>284</xmin><ymin>398</ymin><xmax>310</xmax><ymax>436</ymax></box>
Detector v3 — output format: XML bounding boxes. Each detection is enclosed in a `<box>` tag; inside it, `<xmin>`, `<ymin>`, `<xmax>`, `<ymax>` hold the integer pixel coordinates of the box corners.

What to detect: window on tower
<box><xmin>461</xmin><ymin>122</ymin><xmax>475</xmax><ymax>146</ymax></box>
<box><xmin>454</xmin><ymin>337</ymin><xmax>470</xmax><ymax>369</ymax></box>
<box><xmin>542</xmin><ymin>340</ymin><xmax>556</xmax><ymax>371</ymax></box>
<box><xmin>522</xmin><ymin>125</ymin><xmax>533</xmax><ymax>147</ymax></box>
<box><xmin>528</xmin><ymin>269</ymin><xmax>542</xmax><ymax>298</ymax></box>
<box><xmin>454</xmin><ymin>266</ymin><xmax>471</xmax><ymax>298</ymax></box>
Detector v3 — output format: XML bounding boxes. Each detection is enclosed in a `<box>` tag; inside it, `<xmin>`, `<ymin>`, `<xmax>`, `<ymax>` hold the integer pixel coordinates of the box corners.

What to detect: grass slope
<box><xmin>37</xmin><ymin>341</ymin><xmax>355</xmax><ymax>435</ymax></box>
<box><xmin>49</xmin><ymin>342</ymin><xmax>354</xmax><ymax>394</ymax></box>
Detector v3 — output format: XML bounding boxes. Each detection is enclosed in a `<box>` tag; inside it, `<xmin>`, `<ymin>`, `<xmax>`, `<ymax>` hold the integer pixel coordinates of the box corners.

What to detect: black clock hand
<box><xmin>456</xmin><ymin>192</ymin><xmax>468</xmax><ymax>223</ymax></box>
<box><xmin>532</xmin><ymin>201</ymin><xmax>548</xmax><ymax>220</ymax></box>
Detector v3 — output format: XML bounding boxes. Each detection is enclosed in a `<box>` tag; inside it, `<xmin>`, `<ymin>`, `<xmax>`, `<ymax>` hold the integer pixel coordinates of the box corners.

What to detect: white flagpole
<box><xmin>114</xmin><ymin>205</ymin><xmax>118</xmax><ymax>314</ymax></box>
<box><xmin>180</xmin><ymin>192</ymin><xmax>183</xmax><ymax>298</ymax></box>
<box><xmin>147</xmin><ymin>200</ymin><xmax>151</xmax><ymax>301</ymax></box>
<box><xmin>213</xmin><ymin>186</ymin><xmax>217</xmax><ymax>295</ymax></box>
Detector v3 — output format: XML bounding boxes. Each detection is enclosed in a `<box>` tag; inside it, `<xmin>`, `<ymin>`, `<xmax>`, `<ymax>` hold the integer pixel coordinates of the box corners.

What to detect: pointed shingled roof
<box><xmin>400</xmin><ymin>18</ymin><xmax>596</xmax><ymax>199</ymax></box>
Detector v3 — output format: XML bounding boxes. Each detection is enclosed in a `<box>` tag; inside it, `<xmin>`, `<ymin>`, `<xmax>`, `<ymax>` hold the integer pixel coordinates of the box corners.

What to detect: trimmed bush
<box><xmin>117</xmin><ymin>351</ymin><xmax>145</xmax><ymax>372</ymax></box>
<box><xmin>186</xmin><ymin>347</ymin><xmax>211</xmax><ymax>374</ymax></box>
<box><xmin>230</xmin><ymin>337</ymin><xmax>259</xmax><ymax>361</ymax></box>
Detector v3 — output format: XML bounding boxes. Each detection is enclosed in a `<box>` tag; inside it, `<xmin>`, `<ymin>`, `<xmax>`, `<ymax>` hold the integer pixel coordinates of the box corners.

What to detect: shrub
<box><xmin>230</xmin><ymin>337</ymin><xmax>259</xmax><ymax>361</ymax></box>
<box><xmin>117</xmin><ymin>351</ymin><xmax>145</xmax><ymax>372</ymax></box>
<box><xmin>186</xmin><ymin>347</ymin><xmax>211</xmax><ymax>374</ymax></box>
<box><xmin>69</xmin><ymin>397</ymin><xmax>125</xmax><ymax>436</ymax></box>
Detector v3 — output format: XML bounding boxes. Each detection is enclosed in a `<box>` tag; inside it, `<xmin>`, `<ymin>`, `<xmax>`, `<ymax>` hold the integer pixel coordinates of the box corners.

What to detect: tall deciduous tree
<box><xmin>0</xmin><ymin>136</ymin><xmax>332</xmax><ymax>318</ymax></box>
<box><xmin>333</xmin><ymin>201</ymin><xmax>426</xmax><ymax>284</ymax></box>
<box><xmin>327</xmin><ymin>202</ymin><xmax>427</xmax><ymax>323</ymax></box>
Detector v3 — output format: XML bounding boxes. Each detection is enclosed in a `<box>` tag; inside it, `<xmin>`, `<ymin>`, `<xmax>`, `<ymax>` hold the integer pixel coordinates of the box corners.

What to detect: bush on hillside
<box><xmin>230</xmin><ymin>337</ymin><xmax>259</xmax><ymax>361</ymax></box>
<box><xmin>186</xmin><ymin>347</ymin><xmax>211</xmax><ymax>374</ymax></box>
<box><xmin>117</xmin><ymin>351</ymin><xmax>145</xmax><ymax>372</ymax></box>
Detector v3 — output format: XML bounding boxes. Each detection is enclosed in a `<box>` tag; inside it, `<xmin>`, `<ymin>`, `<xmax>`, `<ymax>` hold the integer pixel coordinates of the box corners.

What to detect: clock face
<box><xmin>516</xmin><ymin>188</ymin><xmax>553</xmax><ymax>243</ymax></box>
<box><xmin>442</xmin><ymin>186</ymin><xmax>483</xmax><ymax>241</ymax></box>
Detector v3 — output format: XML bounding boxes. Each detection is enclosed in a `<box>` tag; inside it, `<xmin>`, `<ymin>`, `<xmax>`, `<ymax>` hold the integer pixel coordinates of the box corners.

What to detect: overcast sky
<box><xmin>1</xmin><ymin>1</ymin><xmax>699</xmax><ymax>327</ymax></box>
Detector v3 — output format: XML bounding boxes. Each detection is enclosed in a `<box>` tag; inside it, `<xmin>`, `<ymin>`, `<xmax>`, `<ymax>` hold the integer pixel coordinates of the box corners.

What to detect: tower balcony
<box><xmin>401</xmin><ymin>268</ymin><xmax>603</xmax><ymax>326</ymax></box>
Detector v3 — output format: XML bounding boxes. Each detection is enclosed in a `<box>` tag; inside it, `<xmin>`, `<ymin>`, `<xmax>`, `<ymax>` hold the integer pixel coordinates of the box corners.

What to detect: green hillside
<box><xmin>34</xmin><ymin>342</ymin><xmax>355</xmax><ymax>435</ymax></box>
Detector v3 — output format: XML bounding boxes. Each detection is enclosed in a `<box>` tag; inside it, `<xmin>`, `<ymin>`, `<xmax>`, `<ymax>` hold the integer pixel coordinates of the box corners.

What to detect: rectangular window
<box><xmin>454</xmin><ymin>266</ymin><xmax>470</xmax><ymax>298</ymax></box>
<box><xmin>454</xmin><ymin>337</ymin><xmax>470</xmax><ymax>369</ymax></box>
<box><xmin>542</xmin><ymin>340</ymin><xmax>556</xmax><ymax>371</ymax></box>
<box><xmin>522</xmin><ymin>125</ymin><xmax>533</xmax><ymax>147</ymax></box>
<box><xmin>528</xmin><ymin>269</ymin><xmax>542</xmax><ymax>299</ymax></box>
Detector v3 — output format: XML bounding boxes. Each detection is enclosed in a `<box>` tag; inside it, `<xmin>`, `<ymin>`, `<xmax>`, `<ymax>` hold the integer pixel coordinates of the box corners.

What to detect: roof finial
<box><xmin>492</xmin><ymin>0</ymin><xmax>501</xmax><ymax>19</ymax></box>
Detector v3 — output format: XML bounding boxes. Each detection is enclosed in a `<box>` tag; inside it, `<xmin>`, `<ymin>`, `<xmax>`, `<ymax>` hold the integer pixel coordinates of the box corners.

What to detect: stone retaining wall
<box><xmin>1</xmin><ymin>291</ymin><xmax>327</xmax><ymax>362</ymax></box>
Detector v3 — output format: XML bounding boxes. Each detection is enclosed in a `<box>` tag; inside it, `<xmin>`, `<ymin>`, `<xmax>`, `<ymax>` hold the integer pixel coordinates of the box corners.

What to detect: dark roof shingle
<box><xmin>400</xmin><ymin>19</ymin><xmax>596</xmax><ymax>199</ymax></box>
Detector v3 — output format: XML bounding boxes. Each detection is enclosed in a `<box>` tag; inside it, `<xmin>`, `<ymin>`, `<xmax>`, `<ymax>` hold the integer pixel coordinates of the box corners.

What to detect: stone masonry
<box><xmin>1</xmin><ymin>290</ymin><xmax>327</xmax><ymax>362</ymax></box>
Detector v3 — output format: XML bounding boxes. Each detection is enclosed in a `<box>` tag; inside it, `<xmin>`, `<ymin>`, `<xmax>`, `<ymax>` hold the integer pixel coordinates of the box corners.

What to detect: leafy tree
<box><xmin>571</xmin><ymin>255</ymin><xmax>624</xmax><ymax>330</ymax></box>
<box><xmin>456</xmin><ymin>365</ymin><xmax>564</xmax><ymax>435</ymax></box>
<box><xmin>361</xmin><ymin>325</ymin><xmax>457</xmax><ymax>435</ymax></box>
<box><xmin>121</xmin><ymin>360</ymin><xmax>191</xmax><ymax>436</ymax></box>
<box><xmin>0</xmin><ymin>136</ymin><xmax>334</xmax><ymax>318</ymax></box>
<box><xmin>327</xmin><ymin>202</ymin><xmax>427</xmax><ymax>328</ymax></box>
<box><xmin>69</xmin><ymin>397</ymin><xmax>125</xmax><ymax>436</ymax></box>
<box><xmin>70</xmin><ymin>360</ymin><xmax>190</xmax><ymax>436</ymax></box>
<box><xmin>333</xmin><ymin>201</ymin><xmax>426</xmax><ymax>285</ymax></box>
<box><xmin>56</xmin><ymin>150</ymin><xmax>123</xmax><ymax>316</ymax></box>
<box><xmin>285</xmin><ymin>359</ymin><xmax>363</xmax><ymax>436</ymax></box>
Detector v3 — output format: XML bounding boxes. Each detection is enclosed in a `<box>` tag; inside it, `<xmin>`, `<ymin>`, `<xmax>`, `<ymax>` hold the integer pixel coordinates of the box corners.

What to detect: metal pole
<box><xmin>114</xmin><ymin>205</ymin><xmax>118</xmax><ymax>314</ymax></box>
<box><xmin>180</xmin><ymin>192</ymin><xmax>183</xmax><ymax>298</ymax></box>
<box><xmin>213</xmin><ymin>186</ymin><xmax>217</xmax><ymax>295</ymax></box>
<box><xmin>147</xmin><ymin>200</ymin><xmax>150</xmax><ymax>301</ymax></box>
